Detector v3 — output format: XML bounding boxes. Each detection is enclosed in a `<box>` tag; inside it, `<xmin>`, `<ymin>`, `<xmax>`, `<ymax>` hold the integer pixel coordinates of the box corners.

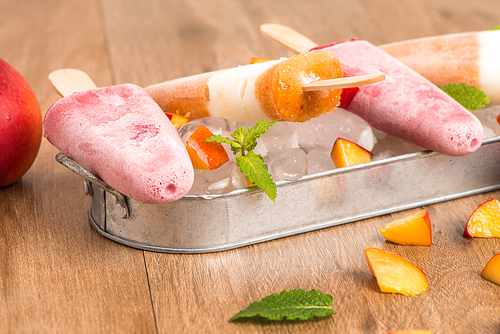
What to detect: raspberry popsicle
<box><xmin>379</xmin><ymin>30</ymin><xmax>500</xmax><ymax>103</ymax></box>
<box><xmin>315</xmin><ymin>40</ymin><xmax>484</xmax><ymax>156</ymax></box>
<box><xmin>44</xmin><ymin>83</ymin><xmax>194</xmax><ymax>204</ymax></box>
<box><xmin>145</xmin><ymin>50</ymin><xmax>343</xmax><ymax>123</ymax></box>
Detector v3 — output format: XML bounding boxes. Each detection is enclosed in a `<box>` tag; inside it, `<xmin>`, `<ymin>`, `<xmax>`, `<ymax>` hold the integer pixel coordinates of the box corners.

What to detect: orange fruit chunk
<box><xmin>250</xmin><ymin>57</ymin><xmax>274</xmax><ymax>64</ymax></box>
<box><xmin>331</xmin><ymin>137</ymin><xmax>373</xmax><ymax>168</ymax></box>
<box><xmin>186</xmin><ymin>124</ymin><xmax>229</xmax><ymax>170</ymax></box>
<box><xmin>165</xmin><ymin>112</ymin><xmax>188</xmax><ymax>129</ymax></box>
<box><xmin>481</xmin><ymin>254</ymin><xmax>500</xmax><ymax>286</ymax></box>
<box><xmin>378</xmin><ymin>209</ymin><xmax>432</xmax><ymax>246</ymax></box>
<box><xmin>464</xmin><ymin>198</ymin><xmax>500</xmax><ymax>238</ymax></box>
<box><xmin>365</xmin><ymin>248</ymin><xmax>428</xmax><ymax>296</ymax></box>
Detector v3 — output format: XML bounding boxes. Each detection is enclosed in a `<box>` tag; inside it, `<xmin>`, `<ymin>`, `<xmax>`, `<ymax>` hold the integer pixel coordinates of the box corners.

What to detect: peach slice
<box><xmin>378</xmin><ymin>209</ymin><xmax>432</xmax><ymax>246</ymax></box>
<box><xmin>365</xmin><ymin>248</ymin><xmax>428</xmax><ymax>296</ymax></box>
<box><xmin>331</xmin><ymin>137</ymin><xmax>373</xmax><ymax>168</ymax></box>
<box><xmin>250</xmin><ymin>57</ymin><xmax>275</xmax><ymax>64</ymax></box>
<box><xmin>388</xmin><ymin>331</ymin><xmax>432</xmax><ymax>334</ymax></box>
<box><xmin>185</xmin><ymin>124</ymin><xmax>229</xmax><ymax>170</ymax></box>
<box><xmin>165</xmin><ymin>112</ymin><xmax>188</xmax><ymax>129</ymax></box>
<box><xmin>481</xmin><ymin>254</ymin><xmax>500</xmax><ymax>286</ymax></box>
<box><xmin>463</xmin><ymin>198</ymin><xmax>500</xmax><ymax>238</ymax></box>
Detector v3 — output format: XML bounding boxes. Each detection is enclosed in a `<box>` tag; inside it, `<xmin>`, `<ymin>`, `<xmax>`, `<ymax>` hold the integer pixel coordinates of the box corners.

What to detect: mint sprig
<box><xmin>439</xmin><ymin>83</ymin><xmax>490</xmax><ymax>111</ymax></box>
<box><xmin>205</xmin><ymin>120</ymin><xmax>277</xmax><ymax>201</ymax></box>
<box><xmin>229</xmin><ymin>289</ymin><xmax>336</xmax><ymax>322</ymax></box>
<box><xmin>490</xmin><ymin>25</ymin><xmax>500</xmax><ymax>30</ymax></box>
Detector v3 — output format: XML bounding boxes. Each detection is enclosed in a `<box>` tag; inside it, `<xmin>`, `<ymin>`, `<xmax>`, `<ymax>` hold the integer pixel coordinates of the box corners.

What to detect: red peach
<box><xmin>0</xmin><ymin>58</ymin><xmax>42</xmax><ymax>187</ymax></box>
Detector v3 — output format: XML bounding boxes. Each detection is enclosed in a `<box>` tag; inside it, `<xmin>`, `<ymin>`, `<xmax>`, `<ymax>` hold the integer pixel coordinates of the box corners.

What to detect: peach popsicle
<box><xmin>379</xmin><ymin>30</ymin><xmax>500</xmax><ymax>103</ymax></box>
<box><xmin>145</xmin><ymin>49</ymin><xmax>343</xmax><ymax>123</ymax></box>
<box><xmin>44</xmin><ymin>83</ymin><xmax>194</xmax><ymax>204</ymax></box>
<box><xmin>314</xmin><ymin>40</ymin><xmax>484</xmax><ymax>156</ymax></box>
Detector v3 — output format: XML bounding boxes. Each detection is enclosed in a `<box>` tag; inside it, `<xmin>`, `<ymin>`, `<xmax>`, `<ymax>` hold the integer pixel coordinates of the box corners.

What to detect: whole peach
<box><xmin>0</xmin><ymin>58</ymin><xmax>42</xmax><ymax>187</ymax></box>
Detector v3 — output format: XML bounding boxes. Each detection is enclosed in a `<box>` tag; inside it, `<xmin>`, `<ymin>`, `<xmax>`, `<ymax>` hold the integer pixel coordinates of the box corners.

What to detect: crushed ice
<box><xmin>179</xmin><ymin>106</ymin><xmax>500</xmax><ymax>196</ymax></box>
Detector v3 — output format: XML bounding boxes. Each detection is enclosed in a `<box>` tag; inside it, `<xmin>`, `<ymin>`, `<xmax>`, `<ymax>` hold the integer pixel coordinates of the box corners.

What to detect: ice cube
<box><xmin>269</xmin><ymin>148</ymin><xmax>308</xmax><ymax>182</ymax></box>
<box><xmin>187</xmin><ymin>161</ymin><xmax>245</xmax><ymax>195</ymax></box>
<box><xmin>177</xmin><ymin>116</ymin><xmax>235</xmax><ymax>144</ymax></box>
<box><xmin>473</xmin><ymin>104</ymin><xmax>500</xmax><ymax>138</ymax></box>
<box><xmin>295</xmin><ymin>108</ymin><xmax>376</xmax><ymax>153</ymax></box>
<box><xmin>257</xmin><ymin>121</ymin><xmax>299</xmax><ymax>163</ymax></box>
<box><xmin>306</xmin><ymin>150</ymin><xmax>335</xmax><ymax>174</ymax></box>
<box><xmin>371</xmin><ymin>129</ymin><xmax>426</xmax><ymax>160</ymax></box>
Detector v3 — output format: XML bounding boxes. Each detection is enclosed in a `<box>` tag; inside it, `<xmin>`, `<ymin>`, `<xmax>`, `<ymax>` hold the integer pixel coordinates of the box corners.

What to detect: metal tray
<box><xmin>56</xmin><ymin>135</ymin><xmax>500</xmax><ymax>253</ymax></box>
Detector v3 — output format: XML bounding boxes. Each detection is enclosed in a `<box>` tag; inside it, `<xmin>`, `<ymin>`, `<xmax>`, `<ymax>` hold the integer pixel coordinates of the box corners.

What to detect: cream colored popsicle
<box><xmin>145</xmin><ymin>49</ymin><xmax>343</xmax><ymax>123</ymax></box>
<box><xmin>44</xmin><ymin>83</ymin><xmax>194</xmax><ymax>204</ymax></box>
<box><xmin>379</xmin><ymin>30</ymin><xmax>500</xmax><ymax>103</ymax></box>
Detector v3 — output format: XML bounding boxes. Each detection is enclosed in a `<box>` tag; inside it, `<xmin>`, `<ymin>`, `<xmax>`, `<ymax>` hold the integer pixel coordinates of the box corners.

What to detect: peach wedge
<box><xmin>464</xmin><ymin>198</ymin><xmax>500</xmax><ymax>238</ymax></box>
<box><xmin>250</xmin><ymin>57</ymin><xmax>274</xmax><ymax>64</ymax></box>
<box><xmin>365</xmin><ymin>248</ymin><xmax>428</xmax><ymax>296</ymax></box>
<box><xmin>186</xmin><ymin>124</ymin><xmax>229</xmax><ymax>171</ymax></box>
<box><xmin>331</xmin><ymin>137</ymin><xmax>373</xmax><ymax>168</ymax></box>
<box><xmin>481</xmin><ymin>254</ymin><xmax>500</xmax><ymax>286</ymax></box>
<box><xmin>378</xmin><ymin>209</ymin><xmax>432</xmax><ymax>246</ymax></box>
<box><xmin>165</xmin><ymin>112</ymin><xmax>188</xmax><ymax>129</ymax></box>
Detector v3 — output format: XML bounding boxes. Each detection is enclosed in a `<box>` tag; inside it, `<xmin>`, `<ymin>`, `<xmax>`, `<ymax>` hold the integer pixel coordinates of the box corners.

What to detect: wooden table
<box><xmin>1</xmin><ymin>0</ymin><xmax>500</xmax><ymax>333</ymax></box>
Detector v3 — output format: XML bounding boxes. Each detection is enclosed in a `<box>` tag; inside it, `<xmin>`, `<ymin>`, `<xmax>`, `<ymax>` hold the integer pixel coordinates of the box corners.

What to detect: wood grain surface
<box><xmin>1</xmin><ymin>0</ymin><xmax>500</xmax><ymax>333</ymax></box>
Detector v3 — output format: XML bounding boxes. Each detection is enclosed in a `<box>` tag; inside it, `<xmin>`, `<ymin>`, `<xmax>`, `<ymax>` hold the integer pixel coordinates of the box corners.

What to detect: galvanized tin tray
<box><xmin>56</xmin><ymin>135</ymin><xmax>500</xmax><ymax>253</ymax></box>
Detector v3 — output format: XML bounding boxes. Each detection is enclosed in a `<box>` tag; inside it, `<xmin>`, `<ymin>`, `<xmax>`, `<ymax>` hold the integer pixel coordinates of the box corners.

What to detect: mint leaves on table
<box><xmin>490</xmin><ymin>25</ymin><xmax>500</xmax><ymax>30</ymax></box>
<box><xmin>229</xmin><ymin>289</ymin><xmax>336</xmax><ymax>322</ymax></box>
<box><xmin>205</xmin><ymin>120</ymin><xmax>277</xmax><ymax>201</ymax></box>
<box><xmin>439</xmin><ymin>83</ymin><xmax>490</xmax><ymax>111</ymax></box>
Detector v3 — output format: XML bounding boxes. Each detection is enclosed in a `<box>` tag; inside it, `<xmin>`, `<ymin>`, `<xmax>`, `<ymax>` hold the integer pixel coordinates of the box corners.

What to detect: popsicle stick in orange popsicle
<box><xmin>259</xmin><ymin>23</ymin><xmax>484</xmax><ymax>157</ymax></box>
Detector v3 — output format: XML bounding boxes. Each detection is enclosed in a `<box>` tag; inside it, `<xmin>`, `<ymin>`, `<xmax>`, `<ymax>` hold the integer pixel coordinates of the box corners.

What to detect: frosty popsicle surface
<box><xmin>317</xmin><ymin>40</ymin><xmax>484</xmax><ymax>156</ymax></box>
<box><xmin>379</xmin><ymin>30</ymin><xmax>500</xmax><ymax>103</ymax></box>
<box><xmin>145</xmin><ymin>50</ymin><xmax>343</xmax><ymax>123</ymax></box>
<box><xmin>44</xmin><ymin>83</ymin><xmax>194</xmax><ymax>204</ymax></box>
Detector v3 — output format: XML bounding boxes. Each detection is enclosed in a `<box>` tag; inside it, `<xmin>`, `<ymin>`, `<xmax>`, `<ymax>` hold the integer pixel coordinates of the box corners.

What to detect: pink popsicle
<box><xmin>315</xmin><ymin>40</ymin><xmax>483</xmax><ymax>156</ymax></box>
<box><xmin>44</xmin><ymin>83</ymin><xmax>194</xmax><ymax>204</ymax></box>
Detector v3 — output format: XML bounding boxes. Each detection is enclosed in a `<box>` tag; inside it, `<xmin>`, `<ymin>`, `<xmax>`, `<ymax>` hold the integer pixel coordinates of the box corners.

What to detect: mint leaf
<box><xmin>245</xmin><ymin>120</ymin><xmax>277</xmax><ymax>152</ymax></box>
<box><xmin>490</xmin><ymin>25</ymin><xmax>500</xmax><ymax>30</ymax></box>
<box><xmin>237</xmin><ymin>152</ymin><xmax>276</xmax><ymax>202</ymax></box>
<box><xmin>205</xmin><ymin>120</ymin><xmax>277</xmax><ymax>201</ymax></box>
<box><xmin>230</xmin><ymin>289</ymin><xmax>336</xmax><ymax>322</ymax></box>
<box><xmin>231</xmin><ymin>126</ymin><xmax>248</xmax><ymax>151</ymax></box>
<box><xmin>439</xmin><ymin>83</ymin><xmax>490</xmax><ymax>111</ymax></box>
<box><xmin>205</xmin><ymin>134</ymin><xmax>242</xmax><ymax>155</ymax></box>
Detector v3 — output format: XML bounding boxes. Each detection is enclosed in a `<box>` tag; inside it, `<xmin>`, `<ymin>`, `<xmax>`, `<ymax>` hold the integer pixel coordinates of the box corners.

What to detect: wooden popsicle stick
<box><xmin>260</xmin><ymin>23</ymin><xmax>317</xmax><ymax>54</ymax></box>
<box><xmin>260</xmin><ymin>24</ymin><xmax>386</xmax><ymax>90</ymax></box>
<box><xmin>48</xmin><ymin>68</ymin><xmax>97</xmax><ymax>98</ymax></box>
<box><xmin>304</xmin><ymin>74</ymin><xmax>385</xmax><ymax>91</ymax></box>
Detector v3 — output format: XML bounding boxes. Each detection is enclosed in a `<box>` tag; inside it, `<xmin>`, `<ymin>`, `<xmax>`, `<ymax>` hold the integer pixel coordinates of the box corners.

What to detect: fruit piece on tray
<box><xmin>145</xmin><ymin>49</ymin><xmax>344</xmax><ymax>123</ymax></box>
<box><xmin>481</xmin><ymin>254</ymin><xmax>500</xmax><ymax>286</ymax></box>
<box><xmin>365</xmin><ymin>248</ymin><xmax>428</xmax><ymax>296</ymax></box>
<box><xmin>186</xmin><ymin>124</ymin><xmax>229</xmax><ymax>170</ymax></box>
<box><xmin>165</xmin><ymin>112</ymin><xmax>188</xmax><ymax>129</ymax></box>
<box><xmin>330</xmin><ymin>137</ymin><xmax>373</xmax><ymax>168</ymax></box>
<box><xmin>379</xmin><ymin>29</ymin><xmax>500</xmax><ymax>103</ymax></box>
<box><xmin>378</xmin><ymin>209</ymin><xmax>432</xmax><ymax>246</ymax></box>
<box><xmin>250</xmin><ymin>57</ymin><xmax>275</xmax><ymax>64</ymax></box>
<box><xmin>44</xmin><ymin>83</ymin><xmax>194</xmax><ymax>204</ymax></box>
<box><xmin>464</xmin><ymin>198</ymin><xmax>500</xmax><ymax>238</ymax></box>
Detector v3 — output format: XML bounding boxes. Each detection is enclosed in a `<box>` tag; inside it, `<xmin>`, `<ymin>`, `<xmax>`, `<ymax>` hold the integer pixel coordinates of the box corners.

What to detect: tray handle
<box><xmin>55</xmin><ymin>153</ymin><xmax>130</xmax><ymax>218</ymax></box>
